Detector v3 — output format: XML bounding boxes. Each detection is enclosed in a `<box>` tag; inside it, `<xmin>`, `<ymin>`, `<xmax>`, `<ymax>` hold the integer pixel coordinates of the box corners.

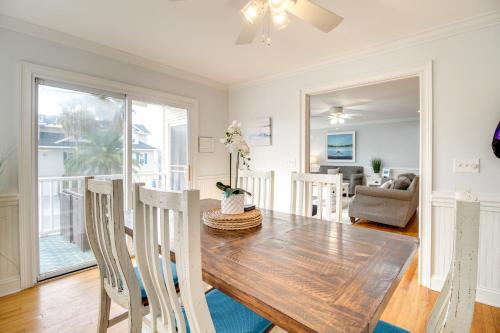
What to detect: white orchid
<box><xmin>219</xmin><ymin>121</ymin><xmax>251</xmax><ymax>190</ymax></box>
<box><xmin>220</xmin><ymin>121</ymin><xmax>251</xmax><ymax>166</ymax></box>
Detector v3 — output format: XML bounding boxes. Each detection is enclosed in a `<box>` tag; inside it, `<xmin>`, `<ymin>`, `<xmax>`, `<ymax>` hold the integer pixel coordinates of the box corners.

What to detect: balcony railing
<box><xmin>38</xmin><ymin>166</ymin><xmax>188</xmax><ymax>236</ymax></box>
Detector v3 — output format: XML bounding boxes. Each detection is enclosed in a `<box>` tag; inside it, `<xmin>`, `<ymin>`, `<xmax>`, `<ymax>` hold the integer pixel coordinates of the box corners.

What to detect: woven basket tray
<box><xmin>203</xmin><ymin>208</ymin><xmax>262</xmax><ymax>230</ymax></box>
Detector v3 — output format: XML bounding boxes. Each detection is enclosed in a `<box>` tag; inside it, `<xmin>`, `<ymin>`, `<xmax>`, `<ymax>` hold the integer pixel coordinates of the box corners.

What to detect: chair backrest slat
<box><xmin>134</xmin><ymin>185</ymin><xmax>215</xmax><ymax>333</ymax></box>
<box><xmin>238</xmin><ymin>170</ymin><xmax>275</xmax><ymax>210</ymax></box>
<box><xmin>290</xmin><ymin>172</ymin><xmax>342</xmax><ymax>222</ymax></box>
<box><xmin>84</xmin><ymin>178</ymin><xmax>141</xmax><ymax>309</ymax></box>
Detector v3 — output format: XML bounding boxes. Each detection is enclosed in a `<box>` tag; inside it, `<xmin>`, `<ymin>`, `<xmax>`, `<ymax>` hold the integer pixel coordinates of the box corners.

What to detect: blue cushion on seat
<box><xmin>374</xmin><ymin>320</ymin><xmax>410</xmax><ymax>333</ymax></box>
<box><xmin>184</xmin><ymin>289</ymin><xmax>272</xmax><ymax>333</ymax></box>
<box><xmin>133</xmin><ymin>260</ymin><xmax>178</xmax><ymax>300</ymax></box>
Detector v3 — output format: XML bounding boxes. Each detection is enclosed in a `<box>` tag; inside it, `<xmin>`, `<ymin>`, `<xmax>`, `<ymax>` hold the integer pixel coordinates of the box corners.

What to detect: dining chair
<box><xmin>290</xmin><ymin>172</ymin><xmax>343</xmax><ymax>222</ymax></box>
<box><xmin>374</xmin><ymin>197</ymin><xmax>481</xmax><ymax>333</ymax></box>
<box><xmin>238</xmin><ymin>170</ymin><xmax>275</xmax><ymax>210</ymax></box>
<box><xmin>84</xmin><ymin>178</ymin><xmax>178</xmax><ymax>333</ymax></box>
<box><xmin>133</xmin><ymin>184</ymin><xmax>273</xmax><ymax>333</ymax></box>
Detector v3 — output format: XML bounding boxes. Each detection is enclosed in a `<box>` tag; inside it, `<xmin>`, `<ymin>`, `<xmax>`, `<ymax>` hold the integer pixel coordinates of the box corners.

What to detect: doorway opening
<box><xmin>307</xmin><ymin>77</ymin><xmax>420</xmax><ymax>237</ymax></box>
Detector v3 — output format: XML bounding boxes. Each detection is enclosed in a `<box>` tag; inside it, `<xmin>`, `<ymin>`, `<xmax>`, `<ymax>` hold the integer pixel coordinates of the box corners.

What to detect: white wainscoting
<box><xmin>0</xmin><ymin>194</ymin><xmax>21</xmax><ymax>297</ymax></box>
<box><xmin>431</xmin><ymin>192</ymin><xmax>500</xmax><ymax>307</ymax></box>
<box><xmin>197</xmin><ymin>174</ymin><xmax>230</xmax><ymax>200</ymax></box>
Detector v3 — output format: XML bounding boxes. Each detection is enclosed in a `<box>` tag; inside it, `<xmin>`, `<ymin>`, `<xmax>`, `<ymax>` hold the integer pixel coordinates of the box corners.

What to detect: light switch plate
<box><xmin>453</xmin><ymin>158</ymin><xmax>480</xmax><ymax>173</ymax></box>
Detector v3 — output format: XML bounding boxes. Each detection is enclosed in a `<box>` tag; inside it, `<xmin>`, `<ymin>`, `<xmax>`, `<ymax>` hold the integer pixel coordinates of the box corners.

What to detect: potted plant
<box><xmin>219</xmin><ymin>121</ymin><xmax>252</xmax><ymax>214</ymax></box>
<box><xmin>371</xmin><ymin>158</ymin><xmax>382</xmax><ymax>178</ymax></box>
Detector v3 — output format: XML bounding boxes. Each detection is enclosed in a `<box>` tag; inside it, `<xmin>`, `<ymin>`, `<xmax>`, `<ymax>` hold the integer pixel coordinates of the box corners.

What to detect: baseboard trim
<box><xmin>431</xmin><ymin>275</ymin><xmax>500</xmax><ymax>308</ymax></box>
<box><xmin>0</xmin><ymin>276</ymin><xmax>21</xmax><ymax>297</ymax></box>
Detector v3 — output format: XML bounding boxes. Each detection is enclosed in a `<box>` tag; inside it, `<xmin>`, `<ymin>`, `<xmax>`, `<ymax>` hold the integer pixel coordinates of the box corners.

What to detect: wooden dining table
<box><xmin>126</xmin><ymin>199</ymin><xmax>419</xmax><ymax>333</ymax></box>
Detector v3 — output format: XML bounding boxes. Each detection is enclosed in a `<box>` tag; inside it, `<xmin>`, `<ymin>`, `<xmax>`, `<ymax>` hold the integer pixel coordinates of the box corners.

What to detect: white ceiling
<box><xmin>310</xmin><ymin>76</ymin><xmax>419</xmax><ymax>129</ymax></box>
<box><xmin>1</xmin><ymin>0</ymin><xmax>499</xmax><ymax>85</ymax></box>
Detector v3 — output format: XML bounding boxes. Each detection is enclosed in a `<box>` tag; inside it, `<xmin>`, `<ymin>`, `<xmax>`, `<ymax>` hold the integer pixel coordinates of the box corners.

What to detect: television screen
<box><xmin>495</xmin><ymin>122</ymin><xmax>500</xmax><ymax>140</ymax></box>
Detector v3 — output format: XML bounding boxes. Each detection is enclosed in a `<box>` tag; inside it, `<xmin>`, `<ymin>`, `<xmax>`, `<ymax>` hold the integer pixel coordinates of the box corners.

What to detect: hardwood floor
<box><xmin>353</xmin><ymin>212</ymin><xmax>419</xmax><ymax>238</ymax></box>
<box><xmin>1</xmin><ymin>255</ymin><xmax>498</xmax><ymax>332</ymax></box>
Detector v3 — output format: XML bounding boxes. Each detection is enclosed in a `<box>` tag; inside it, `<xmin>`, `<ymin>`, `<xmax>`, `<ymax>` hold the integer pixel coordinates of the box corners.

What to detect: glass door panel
<box><xmin>37</xmin><ymin>81</ymin><xmax>125</xmax><ymax>280</ymax></box>
<box><xmin>131</xmin><ymin>100</ymin><xmax>188</xmax><ymax>191</ymax></box>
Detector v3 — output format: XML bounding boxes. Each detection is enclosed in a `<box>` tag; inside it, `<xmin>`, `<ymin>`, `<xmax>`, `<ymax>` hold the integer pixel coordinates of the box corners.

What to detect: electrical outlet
<box><xmin>453</xmin><ymin>158</ymin><xmax>480</xmax><ymax>173</ymax></box>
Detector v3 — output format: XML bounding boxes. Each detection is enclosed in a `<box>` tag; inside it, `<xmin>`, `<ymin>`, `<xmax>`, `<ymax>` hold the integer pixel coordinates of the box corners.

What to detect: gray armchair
<box><xmin>318</xmin><ymin>165</ymin><xmax>364</xmax><ymax>196</ymax></box>
<box><xmin>348</xmin><ymin>176</ymin><xmax>419</xmax><ymax>228</ymax></box>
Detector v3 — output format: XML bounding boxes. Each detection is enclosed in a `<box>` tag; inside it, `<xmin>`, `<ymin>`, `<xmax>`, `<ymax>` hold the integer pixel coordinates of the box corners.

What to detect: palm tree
<box><xmin>58</xmin><ymin>108</ymin><xmax>97</xmax><ymax>144</ymax></box>
<box><xmin>64</xmin><ymin>125</ymin><xmax>124</xmax><ymax>176</ymax></box>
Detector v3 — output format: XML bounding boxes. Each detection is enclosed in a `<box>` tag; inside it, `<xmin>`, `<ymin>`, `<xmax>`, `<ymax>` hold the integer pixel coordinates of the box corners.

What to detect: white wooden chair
<box><xmin>133</xmin><ymin>184</ymin><xmax>273</xmax><ymax>333</ymax></box>
<box><xmin>375</xmin><ymin>196</ymin><xmax>481</xmax><ymax>333</ymax></box>
<box><xmin>238</xmin><ymin>170</ymin><xmax>275</xmax><ymax>210</ymax></box>
<box><xmin>290</xmin><ymin>172</ymin><xmax>343</xmax><ymax>222</ymax></box>
<box><xmin>84</xmin><ymin>178</ymin><xmax>147</xmax><ymax>333</ymax></box>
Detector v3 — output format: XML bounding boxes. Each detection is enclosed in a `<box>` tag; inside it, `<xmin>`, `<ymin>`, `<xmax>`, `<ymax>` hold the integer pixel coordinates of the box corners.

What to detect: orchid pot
<box><xmin>217</xmin><ymin>182</ymin><xmax>251</xmax><ymax>215</ymax></box>
<box><xmin>221</xmin><ymin>193</ymin><xmax>245</xmax><ymax>214</ymax></box>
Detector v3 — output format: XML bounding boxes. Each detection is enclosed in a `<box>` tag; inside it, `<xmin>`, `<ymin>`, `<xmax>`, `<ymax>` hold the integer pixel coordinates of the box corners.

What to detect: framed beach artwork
<box><xmin>247</xmin><ymin>117</ymin><xmax>272</xmax><ymax>146</ymax></box>
<box><xmin>326</xmin><ymin>131</ymin><xmax>356</xmax><ymax>162</ymax></box>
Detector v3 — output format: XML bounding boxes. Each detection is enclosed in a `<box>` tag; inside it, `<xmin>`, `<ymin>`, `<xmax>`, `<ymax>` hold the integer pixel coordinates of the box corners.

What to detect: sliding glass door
<box><xmin>37</xmin><ymin>80</ymin><xmax>125</xmax><ymax>279</ymax></box>
<box><xmin>35</xmin><ymin>80</ymin><xmax>191</xmax><ymax>281</ymax></box>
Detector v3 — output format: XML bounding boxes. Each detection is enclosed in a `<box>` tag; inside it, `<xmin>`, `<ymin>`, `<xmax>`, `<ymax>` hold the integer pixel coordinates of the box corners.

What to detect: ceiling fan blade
<box><xmin>287</xmin><ymin>0</ymin><xmax>343</xmax><ymax>33</ymax></box>
<box><xmin>311</xmin><ymin>109</ymin><xmax>331</xmax><ymax>117</ymax></box>
<box><xmin>236</xmin><ymin>17</ymin><xmax>263</xmax><ymax>44</ymax></box>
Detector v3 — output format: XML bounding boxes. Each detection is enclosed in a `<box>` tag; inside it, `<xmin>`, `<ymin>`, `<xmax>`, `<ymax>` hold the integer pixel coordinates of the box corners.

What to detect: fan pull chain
<box><xmin>261</xmin><ymin>10</ymin><xmax>272</xmax><ymax>46</ymax></box>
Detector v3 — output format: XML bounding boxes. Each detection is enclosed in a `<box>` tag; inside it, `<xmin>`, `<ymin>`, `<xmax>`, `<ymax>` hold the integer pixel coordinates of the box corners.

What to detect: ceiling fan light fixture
<box><xmin>241</xmin><ymin>0</ymin><xmax>264</xmax><ymax>25</ymax></box>
<box><xmin>330</xmin><ymin>117</ymin><xmax>345</xmax><ymax>125</ymax></box>
<box><xmin>272</xmin><ymin>11</ymin><xmax>290</xmax><ymax>30</ymax></box>
<box><xmin>269</xmin><ymin>0</ymin><xmax>290</xmax><ymax>13</ymax></box>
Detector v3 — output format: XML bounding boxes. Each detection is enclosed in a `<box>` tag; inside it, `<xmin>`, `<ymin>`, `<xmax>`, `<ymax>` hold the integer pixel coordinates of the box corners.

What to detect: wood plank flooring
<box><xmin>1</xmin><ymin>212</ymin><xmax>498</xmax><ymax>332</ymax></box>
<box><xmin>353</xmin><ymin>212</ymin><xmax>419</xmax><ymax>238</ymax></box>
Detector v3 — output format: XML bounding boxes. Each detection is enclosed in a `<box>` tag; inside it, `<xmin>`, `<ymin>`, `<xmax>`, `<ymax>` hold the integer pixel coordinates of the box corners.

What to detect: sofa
<box><xmin>348</xmin><ymin>175</ymin><xmax>419</xmax><ymax>228</ymax></box>
<box><xmin>317</xmin><ymin>165</ymin><xmax>364</xmax><ymax>196</ymax></box>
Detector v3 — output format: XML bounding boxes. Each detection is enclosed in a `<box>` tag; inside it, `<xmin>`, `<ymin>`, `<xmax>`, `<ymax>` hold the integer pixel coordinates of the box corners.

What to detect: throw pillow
<box><xmin>327</xmin><ymin>168</ymin><xmax>340</xmax><ymax>174</ymax></box>
<box><xmin>398</xmin><ymin>173</ymin><xmax>416</xmax><ymax>181</ymax></box>
<box><xmin>392</xmin><ymin>177</ymin><xmax>412</xmax><ymax>190</ymax></box>
<box><xmin>380</xmin><ymin>180</ymin><xmax>393</xmax><ymax>189</ymax></box>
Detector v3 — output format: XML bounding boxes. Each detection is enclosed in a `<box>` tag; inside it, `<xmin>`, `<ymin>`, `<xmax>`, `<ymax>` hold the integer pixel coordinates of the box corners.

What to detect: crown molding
<box><xmin>230</xmin><ymin>10</ymin><xmax>500</xmax><ymax>90</ymax></box>
<box><xmin>0</xmin><ymin>15</ymin><xmax>228</xmax><ymax>91</ymax></box>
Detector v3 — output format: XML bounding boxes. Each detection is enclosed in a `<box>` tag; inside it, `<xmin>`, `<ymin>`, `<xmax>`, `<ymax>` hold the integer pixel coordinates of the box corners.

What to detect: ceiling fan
<box><xmin>312</xmin><ymin>106</ymin><xmax>361</xmax><ymax>125</ymax></box>
<box><xmin>237</xmin><ymin>0</ymin><xmax>343</xmax><ymax>45</ymax></box>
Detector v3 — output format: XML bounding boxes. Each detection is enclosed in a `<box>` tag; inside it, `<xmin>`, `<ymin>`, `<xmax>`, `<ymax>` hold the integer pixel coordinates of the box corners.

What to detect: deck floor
<box><xmin>39</xmin><ymin>234</ymin><xmax>94</xmax><ymax>276</ymax></box>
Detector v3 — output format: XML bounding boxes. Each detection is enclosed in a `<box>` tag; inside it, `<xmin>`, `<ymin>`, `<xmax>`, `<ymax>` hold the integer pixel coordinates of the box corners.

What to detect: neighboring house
<box><xmin>38</xmin><ymin>115</ymin><xmax>159</xmax><ymax>178</ymax></box>
<box><xmin>131</xmin><ymin>124</ymin><xmax>159</xmax><ymax>174</ymax></box>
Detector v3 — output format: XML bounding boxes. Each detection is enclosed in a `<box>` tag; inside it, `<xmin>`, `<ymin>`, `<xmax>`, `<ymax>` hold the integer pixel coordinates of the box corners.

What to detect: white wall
<box><xmin>229</xmin><ymin>24</ymin><xmax>500</xmax><ymax>306</ymax></box>
<box><xmin>0</xmin><ymin>27</ymin><xmax>228</xmax><ymax>294</ymax></box>
<box><xmin>311</xmin><ymin>120</ymin><xmax>420</xmax><ymax>173</ymax></box>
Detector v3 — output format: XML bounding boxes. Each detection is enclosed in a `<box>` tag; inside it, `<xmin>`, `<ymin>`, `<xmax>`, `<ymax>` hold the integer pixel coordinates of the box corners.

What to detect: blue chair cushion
<box><xmin>183</xmin><ymin>289</ymin><xmax>272</xmax><ymax>333</ymax></box>
<box><xmin>374</xmin><ymin>320</ymin><xmax>410</xmax><ymax>333</ymax></box>
<box><xmin>133</xmin><ymin>259</ymin><xmax>178</xmax><ymax>300</ymax></box>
